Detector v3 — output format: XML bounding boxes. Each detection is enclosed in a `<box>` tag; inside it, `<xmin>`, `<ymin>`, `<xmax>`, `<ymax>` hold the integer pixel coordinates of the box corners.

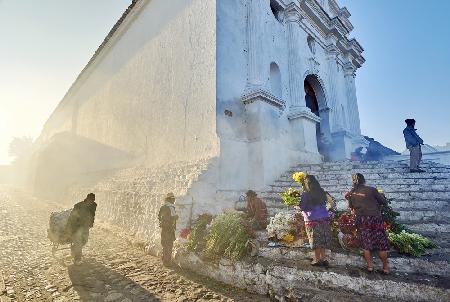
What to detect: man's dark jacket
<box><xmin>158</xmin><ymin>204</ymin><xmax>176</xmax><ymax>242</ymax></box>
<box><xmin>68</xmin><ymin>199</ymin><xmax>97</xmax><ymax>234</ymax></box>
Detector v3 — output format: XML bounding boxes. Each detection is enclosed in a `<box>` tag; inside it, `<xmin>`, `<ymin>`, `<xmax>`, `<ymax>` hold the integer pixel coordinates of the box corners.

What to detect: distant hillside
<box><xmin>363</xmin><ymin>136</ymin><xmax>400</xmax><ymax>161</ymax></box>
<box><xmin>401</xmin><ymin>144</ymin><xmax>439</xmax><ymax>155</ymax></box>
<box><xmin>434</xmin><ymin>143</ymin><xmax>450</xmax><ymax>152</ymax></box>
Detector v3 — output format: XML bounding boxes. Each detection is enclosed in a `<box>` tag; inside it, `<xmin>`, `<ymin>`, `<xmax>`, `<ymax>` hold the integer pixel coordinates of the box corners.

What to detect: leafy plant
<box><xmin>388</xmin><ymin>231</ymin><xmax>437</xmax><ymax>257</ymax></box>
<box><xmin>187</xmin><ymin>214</ymin><xmax>212</xmax><ymax>252</ymax></box>
<box><xmin>280</xmin><ymin>188</ymin><xmax>301</xmax><ymax>207</ymax></box>
<box><xmin>378</xmin><ymin>190</ymin><xmax>404</xmax><ymax>234</ymax></box>
<box><xmin>204</xmin><ymin>211</ymin><xmax>253</xmax><ymax>261</ymax></box>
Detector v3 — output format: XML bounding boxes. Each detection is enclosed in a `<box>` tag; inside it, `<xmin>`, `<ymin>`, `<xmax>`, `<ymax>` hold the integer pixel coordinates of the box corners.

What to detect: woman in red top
<box><xmin>346</xmin><ymin>173</ymin><xmax>390</xmax><ymax>274</ymax></box>
<box><xmin>246</xmin><ymin>190</ymin><xmax>268</xmax><ymax>230</ymax></box>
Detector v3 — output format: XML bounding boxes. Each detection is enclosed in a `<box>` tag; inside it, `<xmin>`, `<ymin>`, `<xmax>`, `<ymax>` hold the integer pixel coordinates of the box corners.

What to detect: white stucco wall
<box><xmin>40</xmin><ymin>0</ymin><xmax>219</xmax><ymax>167</ymax></box>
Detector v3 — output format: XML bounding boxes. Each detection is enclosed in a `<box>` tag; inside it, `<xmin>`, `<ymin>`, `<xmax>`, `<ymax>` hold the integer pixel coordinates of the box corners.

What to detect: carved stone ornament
<box><xmin>241</xmin><ymin>89</ymin><xmax>286</xmax><ymax>110</ymax></box>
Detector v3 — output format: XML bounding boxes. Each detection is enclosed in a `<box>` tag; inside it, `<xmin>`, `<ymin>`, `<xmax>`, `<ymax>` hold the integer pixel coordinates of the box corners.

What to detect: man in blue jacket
<box><xmin>403</xmin><ymin>119</ymin><xmax>424</xmax><ymax>172</ymax></box>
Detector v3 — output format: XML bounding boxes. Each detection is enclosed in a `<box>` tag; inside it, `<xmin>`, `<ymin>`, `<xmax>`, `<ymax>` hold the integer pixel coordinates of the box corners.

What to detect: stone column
<box><xmin>245</xmin><ymin>0</ymin><xmax>265</xmax><ymax>91</ymax></box>
<box><xmin>284</xmin><ymin>5</ymin><xmax>320</xmax><ymax>160</ymax></box>
<box><xmin>344</xmin><ymin>66</ymin><xmax>361</xmax><ymax>135</ymax></box>
<box><xmin>285</xmin><ymin>8</ymin><xmax>306</xmax><ymax>113</ymax></box>
<box><xmin>325</xmin><ymin>40</ymin><xmax>341</xmax><ymax>132</ymax></box>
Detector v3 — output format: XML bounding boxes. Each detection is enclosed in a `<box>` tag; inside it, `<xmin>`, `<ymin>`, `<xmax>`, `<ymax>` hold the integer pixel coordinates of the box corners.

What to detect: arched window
<box><xmin>307</xmin><ymin>35</ymin><xmax>316</xmax><ymax>54</ymax></box>
<box><xmin>270</xmin><ymin>62</ymin><xmax>282</xmax><ymax>99</ymax></box>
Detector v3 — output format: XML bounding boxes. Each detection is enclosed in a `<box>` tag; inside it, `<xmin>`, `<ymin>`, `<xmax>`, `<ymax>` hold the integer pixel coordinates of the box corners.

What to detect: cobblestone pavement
<box><xmin>0</xmin><ymin>186</ymin><xmax>270</xmax><ymax>302</ymax></box>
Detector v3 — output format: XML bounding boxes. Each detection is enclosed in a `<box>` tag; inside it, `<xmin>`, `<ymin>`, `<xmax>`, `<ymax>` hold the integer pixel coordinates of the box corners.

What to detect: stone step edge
<box><xmin>257</xmin><ymin>246</ymin><xmax>450</xmax><ymax>277</ymax></box>
<box><xmin>174</xmin><ymin>250</ymin><xmax>450</xmax><ymax>302</ymax></box>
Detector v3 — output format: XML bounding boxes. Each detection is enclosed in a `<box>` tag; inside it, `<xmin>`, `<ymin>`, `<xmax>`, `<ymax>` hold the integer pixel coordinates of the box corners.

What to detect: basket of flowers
<box><xmin>337</xmin><ymin>212</ymin><xmax>356</xmax><ymax>235</ymax></box>
<box><xmin>266</xmin><ymin>211</ymin><xmax>297</xmax><ymax>242</ymax></box>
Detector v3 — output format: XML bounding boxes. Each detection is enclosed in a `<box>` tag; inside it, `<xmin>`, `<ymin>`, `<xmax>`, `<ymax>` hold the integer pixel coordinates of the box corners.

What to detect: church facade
<box><xmin>217</xmin><ymin>0</ymin><xmax>365</xmax><ymax>192</ymax></box>
<box><xmin>31</xmin><ymin>0</ymin><xmax>366</xmax><ymax>247</ymax></box>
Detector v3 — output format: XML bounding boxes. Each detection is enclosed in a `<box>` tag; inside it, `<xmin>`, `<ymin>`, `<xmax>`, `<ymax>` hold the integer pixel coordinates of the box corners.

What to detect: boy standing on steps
<box><xmin>403</xmin><ymin>119</ymin><xmax>425</xmax><ymax>173</ymax></box>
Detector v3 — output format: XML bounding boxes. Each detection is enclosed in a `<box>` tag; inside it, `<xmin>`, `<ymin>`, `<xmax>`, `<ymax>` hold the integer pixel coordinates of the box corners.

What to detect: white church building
<box><xmin>217</xmin><ymin>0</ymin><xmax>366</xmax><ymax>191</ymax></box>
<box><xmin>32</xmin><ymin>0</ymin><xmax>366</xmax><ymax>247</ymax></box>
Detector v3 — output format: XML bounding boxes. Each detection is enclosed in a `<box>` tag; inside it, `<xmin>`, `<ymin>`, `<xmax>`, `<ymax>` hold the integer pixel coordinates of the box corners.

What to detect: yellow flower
<box><xmin>377</xmin><ymin>188</ymin><xmax>384</xmax><ymax>194</ymax></box>
<box><xmin>292</xmin><ymin>172</ymin><xmax>307</xmax><ymax>184</ymax></box>
<box><xmin>282</xmin><ymin>234</ymin><xmax>295</xmax><ymax>243</ymax></box>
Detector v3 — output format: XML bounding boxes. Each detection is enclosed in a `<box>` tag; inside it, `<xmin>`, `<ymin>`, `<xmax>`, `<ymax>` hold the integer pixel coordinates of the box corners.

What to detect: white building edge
<box><xmin>31</xmin><ymin>0</ymin><xmax>367</xmax><ymax>247</ymax></box>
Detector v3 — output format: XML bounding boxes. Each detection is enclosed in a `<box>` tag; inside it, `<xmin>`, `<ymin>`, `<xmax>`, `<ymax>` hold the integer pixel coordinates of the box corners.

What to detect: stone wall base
<box><xmin>174</xmin><ymin>250</ymin><xmax>450</xmax><ymax>302</ymax></box>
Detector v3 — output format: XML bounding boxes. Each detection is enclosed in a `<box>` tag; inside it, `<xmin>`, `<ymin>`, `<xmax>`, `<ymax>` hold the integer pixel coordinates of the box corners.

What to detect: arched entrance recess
<box><xmin>304</xmin><ymin>74</ymin><xmax>332</xmax><ymax>158</ymax></box>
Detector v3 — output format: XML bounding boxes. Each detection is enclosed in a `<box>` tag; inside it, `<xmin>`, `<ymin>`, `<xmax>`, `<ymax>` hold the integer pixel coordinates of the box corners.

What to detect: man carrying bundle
<box><xmin>67</xmin><ymin>193</ymin><xmax>97</xmax><ymax>265</ymax></box>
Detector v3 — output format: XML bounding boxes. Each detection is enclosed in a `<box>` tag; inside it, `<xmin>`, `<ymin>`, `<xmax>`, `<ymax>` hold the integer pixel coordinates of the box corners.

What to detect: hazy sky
<box><xmin>0</xmin><ymin>0</ymin><xmax>130</xmax><ymax>165</ymax></box>
<box><xmin>340</xmin><ymin>0</ymin><xmax>450</xmax><ymax>151</ymax></box>
<box><xmin>1</xmin><ymin>0</ymin><xmax>449</xmax><ymax>165</ymax></box>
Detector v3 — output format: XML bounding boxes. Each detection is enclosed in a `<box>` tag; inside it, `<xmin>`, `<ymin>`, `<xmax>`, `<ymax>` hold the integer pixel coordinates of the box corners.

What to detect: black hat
<box><xmin>405</xmin><ymin>119</ymin><xmax>416</xmax><ymax>126</ymax></box>
<box><xmin>246</xmin><ymin>190</ymin><xmax>257</xmax><ymax>196</ymax></box>
<box><xmin>86</xmin><ymin>193</ymin><xmax>95</xmax><ymax>200</ymax></box>
<box><xmin>165</xmin><ymin>192</ymin><xmax>175</xmax><ymax>201</ymax></box>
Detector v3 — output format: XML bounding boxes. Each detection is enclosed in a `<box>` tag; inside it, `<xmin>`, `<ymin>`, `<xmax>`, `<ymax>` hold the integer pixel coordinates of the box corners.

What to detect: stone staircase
<box><xmin>231</xmin><ymin>159</ymin><xmax>450</xmax><ymax>301</ymax></box>
<box><xmin>260</xmin><ymin>160</ymin><xmax>450</xmax><ymax>251</ymax></box>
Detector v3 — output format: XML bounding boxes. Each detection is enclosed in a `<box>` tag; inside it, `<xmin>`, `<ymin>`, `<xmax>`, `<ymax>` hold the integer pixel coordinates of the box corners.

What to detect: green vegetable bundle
<box><xmin>204</xmin><ymin>211</ymin><xmax>252</xmax><ymax>261</ymax></box>
<box><xmin>187</xmin><ymin>214</ymin><xmax>212</xmax><ymax>252</ymax></box>
<box><xmin>388</xmin><ymin>231</ymin><xmax>437</xmax><ymax>257</ymax></box>
<box><xmin>380</xmin><ymin>194</ymin><xmax>404</xmax><ymax>234</ymax></box>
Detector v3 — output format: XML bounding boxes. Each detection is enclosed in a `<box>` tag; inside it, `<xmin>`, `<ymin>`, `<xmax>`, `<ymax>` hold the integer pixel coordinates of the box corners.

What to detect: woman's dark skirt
<box><xmin>356</xmin><ymin>215</ymin><xmax>390</xmax><ymax>251</ymax></box>
<box><xmin>305</xmin><ymin>219</ymin><xmax>332</xmax><ymax>249</ymax></box>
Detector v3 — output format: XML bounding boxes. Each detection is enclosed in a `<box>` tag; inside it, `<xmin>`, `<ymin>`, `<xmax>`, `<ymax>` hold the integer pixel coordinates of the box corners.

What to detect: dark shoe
<box><xmin>378</xmin><ymin>269</ymin><xmax>389</xmax><ymax>275</ymax></box>
<box><xmin>321</xmin><ymin>260</ymin><xmax>330</xmax><ymax>268</ymax></box>
<box><xmin>311</xmin><ymin>261</ymin><xmax>321</xmax><ymax>266</ymax></box>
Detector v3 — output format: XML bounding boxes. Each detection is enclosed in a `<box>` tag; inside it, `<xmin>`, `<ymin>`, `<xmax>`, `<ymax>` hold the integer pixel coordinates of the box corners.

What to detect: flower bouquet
<box><xmin>280</xmin><ymin>188</ymin><xmax>301</xmax><ymax>207</ymax></box>
<box><xmin>337</xmin><ymin>212</ymin><xmax>356</xmax><ymax>235</ymax></box>
<box><xmin>180</xmin><ymin>228</ymin><xmax>190</xmax><ymax>239</ymax></box>
<box><xmin>292</xmin><ymin>172</ymin><xmax>307</xmax><ymax>185</ymax></box>
<box><xmin>266</xmin><ymin>211</ymin><xmax>297</xmax><ymax>242</ymax></box>
<box><xmin>336</xmin><ymin>212</ymin><xmax>359</xmax><ymax>250</ymax></box>
<box><xmin>377</xmin><ymin>188</ymin><xmax>404</xmax><ymax>233</ymax></box>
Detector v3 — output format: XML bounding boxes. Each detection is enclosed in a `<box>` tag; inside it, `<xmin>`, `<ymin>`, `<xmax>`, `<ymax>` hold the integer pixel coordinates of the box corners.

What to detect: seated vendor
<box><xmin>246</xmin><ymin>190</ymin><xmax>269</xmax><ymax>230</ymax></box>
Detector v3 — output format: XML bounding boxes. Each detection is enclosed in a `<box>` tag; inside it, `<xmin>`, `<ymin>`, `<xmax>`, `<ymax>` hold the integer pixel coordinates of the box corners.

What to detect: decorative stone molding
<box><xmin>297</xmin><ymin>0</ymin><xmax>364</xmax><ymax>70</ymax></box>
<box><xmin>307</xmin><ymin>57</ymin><xmax>320</xmax><ymax>74</ymax></box>
<box><xmin>241</xmin><ymin>89</ymin><xmax>286</xmax><ymax>110</ymax></box>
<box><xmin>284</xmin><ymin>2</ymin><xmax>303</xmax><ymax>24</ymax></box>
<box><xmin>288</xmin><ymin>108</ymin><xmax>321</xmax><ymax>123</ymax></box>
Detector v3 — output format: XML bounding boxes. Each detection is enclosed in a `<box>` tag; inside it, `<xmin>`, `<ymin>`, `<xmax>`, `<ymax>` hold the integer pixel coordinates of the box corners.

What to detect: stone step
<box><xmin>279</xmin><ymin>173</ymin><xmax>450</xmax><ymax>182</ymax></box>
<box><xmin>259</xmin><ymin>190</ymin><xmax>450</xmax><ymax>201</ymax></box>
<box><xmin>176</xmin><ymin>250</ymin><xmax>450</xmax><ymax>302</ymax></box>
<box><xmin>249</xmin><ymin>196</ymin><xmax>450</xmax><ymax>213</ymax></box>
<box><xmin>266</xmin><ymin>207</ymin><xmax>450</xmax><ymax>223</ymax></box>
<box><xmin>258</xmin><ymin>246</ymin><xmax>450</xmax><ymax>277</ymax></box>
<box><xmin>275</xmin><ymin>178</ymin><xmax>450</xmax><ymax>186</ymax></box>
<box><xmin>286</xmin><ymin>167</ymin><xmax>450</xmax><ymax>176</ymax></box>
<box><xmin>270</xmin><ymin>183</ymin><xmax>450</xmax><ymax>192</ymax></box>
<box><xmin>293</xmin><ymin>160</ymin><xmax>449</xmax><ymax>169</ymax></box>
<box><xmin>402</xmin><ymin>222</ymin><xmax>450</xmax><ymax>234</ymax></box>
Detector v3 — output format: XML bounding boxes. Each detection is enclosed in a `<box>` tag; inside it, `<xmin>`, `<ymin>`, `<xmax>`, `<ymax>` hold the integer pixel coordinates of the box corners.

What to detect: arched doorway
<box><xmin>304</xmin><ymin>75</ymin><xmax>331</xmax><ymax>159</ymax></box>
